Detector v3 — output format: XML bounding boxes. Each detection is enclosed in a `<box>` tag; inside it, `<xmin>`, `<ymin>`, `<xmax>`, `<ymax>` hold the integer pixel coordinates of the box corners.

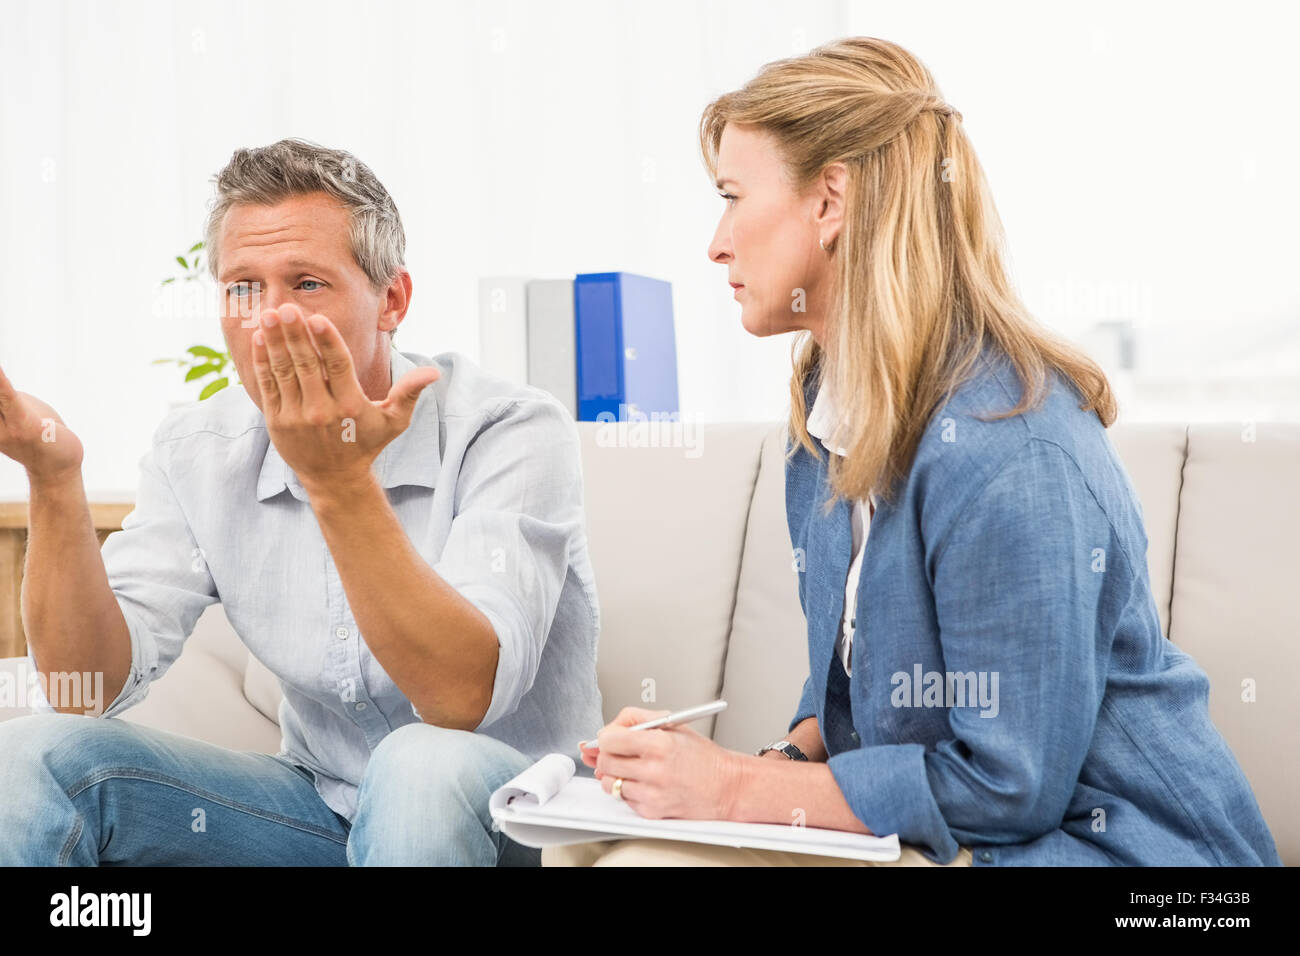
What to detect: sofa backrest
<box><xmin>1161</xmin><ymin>424</ymin><xmax>1299</xmax><ymax>865</ymax></box>
<box><xmin>576</xmin><ymin>422</ymin><xmax>770</xmax><ymax>739</ymax></box>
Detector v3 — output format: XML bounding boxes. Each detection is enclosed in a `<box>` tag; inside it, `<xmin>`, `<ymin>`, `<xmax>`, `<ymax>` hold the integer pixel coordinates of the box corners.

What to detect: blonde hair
<box><xmin>700</xmin><ymin>37</ymin><xmax>1116</xmax><ymax>512</ymax></box>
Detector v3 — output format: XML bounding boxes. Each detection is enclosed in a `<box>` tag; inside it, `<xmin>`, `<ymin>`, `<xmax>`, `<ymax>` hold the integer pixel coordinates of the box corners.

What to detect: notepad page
<box><xmin>499</xmin><ymin>753</ymin><xmax>576</xmax><ymax>805</ymax></box>
<box><xmin>519</xmin><ymin>776</ymin><xmax>895</xmax><ymax>855</ymax></box>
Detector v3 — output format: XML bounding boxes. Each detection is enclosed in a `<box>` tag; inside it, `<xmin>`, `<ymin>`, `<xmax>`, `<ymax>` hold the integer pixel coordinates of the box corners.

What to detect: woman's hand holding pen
<box><xmin>579</xmin><ymin>706</ymin><xmax>746</xmax><ymax>821</ymax></box>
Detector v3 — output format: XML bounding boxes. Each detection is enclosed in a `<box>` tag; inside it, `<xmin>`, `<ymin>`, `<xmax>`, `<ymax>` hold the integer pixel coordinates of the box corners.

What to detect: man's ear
<box><xmin>815</xmin><ymin>162</ymin><xmax>848</xmax><ymax>248</ymax></box>
<box><xmin>378</xmin><ymin>269</ymin><xmax>413</xmax><ymax>335</ymax></box>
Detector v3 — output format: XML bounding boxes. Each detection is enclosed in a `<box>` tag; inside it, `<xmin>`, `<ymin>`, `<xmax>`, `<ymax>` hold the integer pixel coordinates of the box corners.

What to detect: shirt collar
<box><xmin>806</xmin><ymin>379</ymin><xmax>849</xmax><ymax>457</ymax></box>
<box><xmin>256</xmin><ymin>345</ymin><xmax>442</xmax><ymax>503</ymax></box>
<box><xmin>805</xmin><ymin>377</ymin><xmax>877</xmax><ymax>508</ymax></box>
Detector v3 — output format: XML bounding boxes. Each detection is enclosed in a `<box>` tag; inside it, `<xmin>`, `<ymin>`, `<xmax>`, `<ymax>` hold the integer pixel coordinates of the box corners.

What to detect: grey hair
<box><xmin>203</xmin><ymin>137</ymin><xmax>405</xmax><ymax>343</ymax></box>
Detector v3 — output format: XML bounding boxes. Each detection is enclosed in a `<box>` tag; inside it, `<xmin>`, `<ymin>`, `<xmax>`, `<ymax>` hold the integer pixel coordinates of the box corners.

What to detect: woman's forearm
<box><xmin>785</xmin><ymin>716</ymin><xmax>828</xmax><ymax>762</ymax></box>
<box><xmin>730</xmin><ymin>752</ymin><xmax>873</xmax><ymax>833</ymax></box>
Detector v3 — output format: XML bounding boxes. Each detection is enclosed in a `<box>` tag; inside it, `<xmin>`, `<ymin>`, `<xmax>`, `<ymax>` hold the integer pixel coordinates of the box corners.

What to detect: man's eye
<box><xmin>299</xmin><ymin>279</ymin><xmax>323</xmax><ymax>291</ymax></box>
<box><xmin>228</xmin><ymin>282</ymin><xmax>258</xmax><ymax>298</ymax></box>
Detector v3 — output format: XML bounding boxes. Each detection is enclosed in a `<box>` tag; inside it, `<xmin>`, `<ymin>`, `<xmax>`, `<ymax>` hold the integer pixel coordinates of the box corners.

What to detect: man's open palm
<box><xmin>0</xmin><ymin>365</ymin><xmax>84</xmax><ymax>481</ymax></box>
<box><xmin>251</xmin><ymin>302</ymin><xmax>440</xmax><ymax>489</ymax></box>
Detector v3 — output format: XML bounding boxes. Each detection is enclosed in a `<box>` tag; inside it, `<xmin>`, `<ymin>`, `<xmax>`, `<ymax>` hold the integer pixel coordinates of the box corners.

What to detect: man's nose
<box><xmin>250</xmin><ymin>286</ymin><xmax>304</xmax><ymax>325</ymax></box>
<box><xmin>259</xmin><ymin>285</ymin><xmax>294</xmax><ymax>314</ymax></box>
<box><xmin>233</xmin><ymin>284</ymin><xmax>286</xmax><ymax>328</ymax></box>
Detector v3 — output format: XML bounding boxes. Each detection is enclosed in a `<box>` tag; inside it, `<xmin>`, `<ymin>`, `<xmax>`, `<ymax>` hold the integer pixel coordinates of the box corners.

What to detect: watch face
<box><xmin>774</xmin><ymin>740</ymin><xmax>791</xmax><ymax>750</ymax></box>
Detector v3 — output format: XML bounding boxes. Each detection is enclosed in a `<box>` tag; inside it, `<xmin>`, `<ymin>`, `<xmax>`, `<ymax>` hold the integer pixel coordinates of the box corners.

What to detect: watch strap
<box><xmin>757</xmin><ymin>740</ymin><xmax>808</xmax><ymax>761</ymax></box>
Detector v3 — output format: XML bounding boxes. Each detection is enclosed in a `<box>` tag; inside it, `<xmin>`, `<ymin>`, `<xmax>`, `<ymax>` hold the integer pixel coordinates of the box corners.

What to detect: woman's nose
<box><xmin>708</xmin><ymin>227</ymin><xmax>731</xmax><ymax>263</ymax></box>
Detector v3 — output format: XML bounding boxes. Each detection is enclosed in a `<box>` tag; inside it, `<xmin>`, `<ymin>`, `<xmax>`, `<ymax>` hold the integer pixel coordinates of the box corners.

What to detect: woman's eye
<box><xmin>718</xmin><ymin>192</ymin><xmax>737</xmax><ymax>205</ymax></box>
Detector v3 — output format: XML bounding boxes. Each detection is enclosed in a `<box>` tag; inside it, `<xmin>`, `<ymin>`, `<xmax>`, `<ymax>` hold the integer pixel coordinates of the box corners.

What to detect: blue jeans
<box><xmin>0</xmin><ymin>714</ymin><xmax>540</xmax><ymax>866</ymax></box>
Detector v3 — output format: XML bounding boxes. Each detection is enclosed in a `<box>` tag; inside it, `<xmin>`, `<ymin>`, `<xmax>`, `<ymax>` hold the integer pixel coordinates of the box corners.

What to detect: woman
<box><xmin>547</xmin><ymin>37</ymin><xmax>1282</xmax><ymax>867</ymax></box>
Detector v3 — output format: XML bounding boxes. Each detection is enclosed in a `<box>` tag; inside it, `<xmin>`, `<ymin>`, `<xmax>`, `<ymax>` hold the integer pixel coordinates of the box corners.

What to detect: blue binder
<box><xmin>574</xmin><ymin>272</ymin><xmax>680</xmax><ymax>422</ymax></box>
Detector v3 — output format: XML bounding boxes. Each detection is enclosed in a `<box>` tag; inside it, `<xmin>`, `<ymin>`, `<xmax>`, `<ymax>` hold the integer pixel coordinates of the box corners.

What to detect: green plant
<box><xmin>152</xmin><ymin>241</ymin><xmax>235</xmax><ymax>400</ymax></box>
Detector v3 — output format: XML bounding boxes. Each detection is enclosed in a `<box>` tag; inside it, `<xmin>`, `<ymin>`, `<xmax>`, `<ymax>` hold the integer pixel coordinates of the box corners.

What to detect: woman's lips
<box><xmin>730</xmin><ymin>282</ymin><xmax>744</xmax><ymax>297</ymax></box>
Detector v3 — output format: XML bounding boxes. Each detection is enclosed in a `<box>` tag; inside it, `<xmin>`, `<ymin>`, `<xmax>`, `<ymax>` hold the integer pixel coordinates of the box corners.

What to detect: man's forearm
<box><xmin>303</xmin><ymin>469</ymin><xmax>498</xmax><ymax>730</ymax></box>
<box><xmin>23</xmin><ymin>472</ymin><xmax>131</xmax><ymax>714</ymax></box>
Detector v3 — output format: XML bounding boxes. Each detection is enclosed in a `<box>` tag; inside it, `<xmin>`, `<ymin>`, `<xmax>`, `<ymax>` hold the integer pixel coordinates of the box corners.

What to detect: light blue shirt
<box><xmin>27</xmin><ymin>346</ymin><xmax>603</xmax><ymax>823</ymax></box>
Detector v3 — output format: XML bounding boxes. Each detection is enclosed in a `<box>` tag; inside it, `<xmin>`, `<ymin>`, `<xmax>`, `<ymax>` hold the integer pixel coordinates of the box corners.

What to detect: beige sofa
<box><xmin>2</xmin><ymin>420</ymin><xmax>1296</xmax><ymax>865</ymax></box>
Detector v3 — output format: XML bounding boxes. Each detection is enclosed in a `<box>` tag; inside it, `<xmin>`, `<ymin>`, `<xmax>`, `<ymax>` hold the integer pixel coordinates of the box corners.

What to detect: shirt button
<box><xmin>354</xmin><ymin>702</ymin><xmax>367</xmax><ymax>711</ymax></box>
<box><xmin>979</xmin><ymin>850</ymin><xmax>993</xmax><ymax>863</ymax></box>
<box><xmin>335</xmin><ymin>627</ymin><xmax>349</xmax><ymax>640</ymax></box>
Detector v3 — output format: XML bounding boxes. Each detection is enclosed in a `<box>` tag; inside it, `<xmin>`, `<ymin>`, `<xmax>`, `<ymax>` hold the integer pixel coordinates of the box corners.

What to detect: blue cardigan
<box><xmin>786</xmin><ymin>344</ymin><xmax>1282</xmax><ymax>866</ymax></box>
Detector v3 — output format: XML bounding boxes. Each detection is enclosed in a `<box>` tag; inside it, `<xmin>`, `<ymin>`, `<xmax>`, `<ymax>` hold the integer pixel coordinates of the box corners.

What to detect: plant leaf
<box><xmin>185</xmin><ymin>363</ymin><xmax>219</xmax><ymax>382</ymax></box>
<box><xmin>161</xmin><ymin>276</ymin><xmax>176</xmax><ymax>285</ymax></box>
<box><xmin>199</xmin><ymin>377</ymin><xmax>229</xmax><ymax>400</ymax></box>
<box><xmin>176</xmin><ymin>256</ymin><xmax>188</xmax><ymax>269</ymax></box>
<box><xmin>187</xmin><ymin>345</ymin><xmax>222</xmax><ymax>359</ymax></box>
<box><xmin>188</xmin><ymin>241</ymin><xmax>203</xmax><ymax>253</ymax></box>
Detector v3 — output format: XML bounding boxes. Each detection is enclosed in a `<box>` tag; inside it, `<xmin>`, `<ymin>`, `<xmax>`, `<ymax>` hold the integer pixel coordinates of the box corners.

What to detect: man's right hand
<box><xmin>0</xmin><ymin>364</ymin><xmax>84</xmax><ymax>482</ymax></box>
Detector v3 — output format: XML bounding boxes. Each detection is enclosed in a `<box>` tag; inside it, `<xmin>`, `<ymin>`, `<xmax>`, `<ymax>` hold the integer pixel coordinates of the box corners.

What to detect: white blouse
<box><xmin>804</xmin><ymin>382</ymin><xmax>876</xmax><ymax>678</ymax></box>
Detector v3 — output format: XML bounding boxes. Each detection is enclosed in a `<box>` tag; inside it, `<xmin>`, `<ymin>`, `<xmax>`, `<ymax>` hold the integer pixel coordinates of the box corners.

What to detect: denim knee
<box><xmin>0</xmin><ymin>713</ymin><xmax>114</xmax><ymax>788</ymax></box>
<box><xmin>349</xmin><ymin>723</ymin><xmax>534</xmax><ymax>865</ymax></box>
<box><xmin>360</xmin><ymin>723</ymin><xmax>524</xmax><ymax>804</ymax></box>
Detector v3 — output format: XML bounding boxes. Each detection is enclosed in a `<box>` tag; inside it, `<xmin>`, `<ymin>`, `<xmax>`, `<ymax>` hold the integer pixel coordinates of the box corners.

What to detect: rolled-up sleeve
<box><xmin>787</xmin><ymin>675</ymin><xmax>817</xmax><ymax>733</ymax></box>
<box><xmin>430</xmin><ymin>395</ymin><xmax>586</xmax><ymax>732</ymax></box>
<box><xmin>28</xmin><ymin>429</ymin><xmax>219</xmax><ymax>719</ymax></box>
<box><xmin>826</xmin><ymin>438</ymin><xmax>1119</xmax><ymax>861</ymax></box>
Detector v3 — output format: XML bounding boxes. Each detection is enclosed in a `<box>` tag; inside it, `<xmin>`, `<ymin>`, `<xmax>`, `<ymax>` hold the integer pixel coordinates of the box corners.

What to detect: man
<box><xmin>0</xmin><ymin>137</ymin><xmax>602</xmax><ymax>866</ymax></box>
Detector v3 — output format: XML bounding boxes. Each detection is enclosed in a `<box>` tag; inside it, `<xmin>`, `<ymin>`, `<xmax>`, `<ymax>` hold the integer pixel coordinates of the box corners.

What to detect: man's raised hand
<box><xmin>0</xmin><ymin>364</ymin><xmax>84</xmax><ymax>483</ymax></box>
<box><xmin>250</xmin><ymin>303</ymin><xmax>439</xmax><ymax>492</ymax></box>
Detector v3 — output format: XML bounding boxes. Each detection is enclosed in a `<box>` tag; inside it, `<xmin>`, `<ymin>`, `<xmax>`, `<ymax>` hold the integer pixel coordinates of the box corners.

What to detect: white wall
<box><xmin>2</xmin><ymin>0</ymin><xmax>1296</xmax><ymax>496</ymax></box>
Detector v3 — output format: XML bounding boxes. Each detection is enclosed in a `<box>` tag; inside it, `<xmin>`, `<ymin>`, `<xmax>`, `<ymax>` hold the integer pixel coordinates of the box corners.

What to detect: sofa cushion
<box><xmin>576</xmin><ymin>421</ymin><xmax>769</xmax><ymax>737</ymax></box>
<box><xmin>112</xmin><ymin>604</ymin><xmax>280</xmax><ymax>753</ymax></box>
<box><xmin>712</xmin><ymin>426</ymin><xmax>809</xmax><ymax>752</ymax></box>
<box><xmin>1168</xmin><ymin>422</ymin><xmax>1299</xmax><ymax>865</ymax></box>
<box><xmin>1105</xmin><ymin>422</ymin><xmax>1187</xmax><ymax>640</ymax></box>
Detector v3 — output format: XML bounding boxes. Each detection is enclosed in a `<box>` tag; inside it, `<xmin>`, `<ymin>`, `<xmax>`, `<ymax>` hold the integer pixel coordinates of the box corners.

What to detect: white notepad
<box><xmin>489</xmin><ymin>753</ymin><xmax>901</xmax><ymax>862</ymax></box>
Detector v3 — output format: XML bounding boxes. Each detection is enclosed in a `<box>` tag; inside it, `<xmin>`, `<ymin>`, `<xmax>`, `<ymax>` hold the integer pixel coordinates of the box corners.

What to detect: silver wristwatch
<box><xmin>755</xmin><ymin>739</ymin><xmax>808</xmax><ymax>761</ymax></box>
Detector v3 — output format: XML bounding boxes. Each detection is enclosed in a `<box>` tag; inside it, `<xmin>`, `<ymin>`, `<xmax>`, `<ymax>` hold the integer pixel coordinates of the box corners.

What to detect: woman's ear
<box><xmin>815</xmin><ymin>161</ymin><xmax>848</xmax><ymax>248</ymax></box>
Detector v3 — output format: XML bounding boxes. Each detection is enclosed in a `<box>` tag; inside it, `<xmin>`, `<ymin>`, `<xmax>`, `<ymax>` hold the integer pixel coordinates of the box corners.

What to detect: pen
<box><xmin>578</xmin><ymin>699</ymin><xmax>727</xmax><ymax>752</ymax></box>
